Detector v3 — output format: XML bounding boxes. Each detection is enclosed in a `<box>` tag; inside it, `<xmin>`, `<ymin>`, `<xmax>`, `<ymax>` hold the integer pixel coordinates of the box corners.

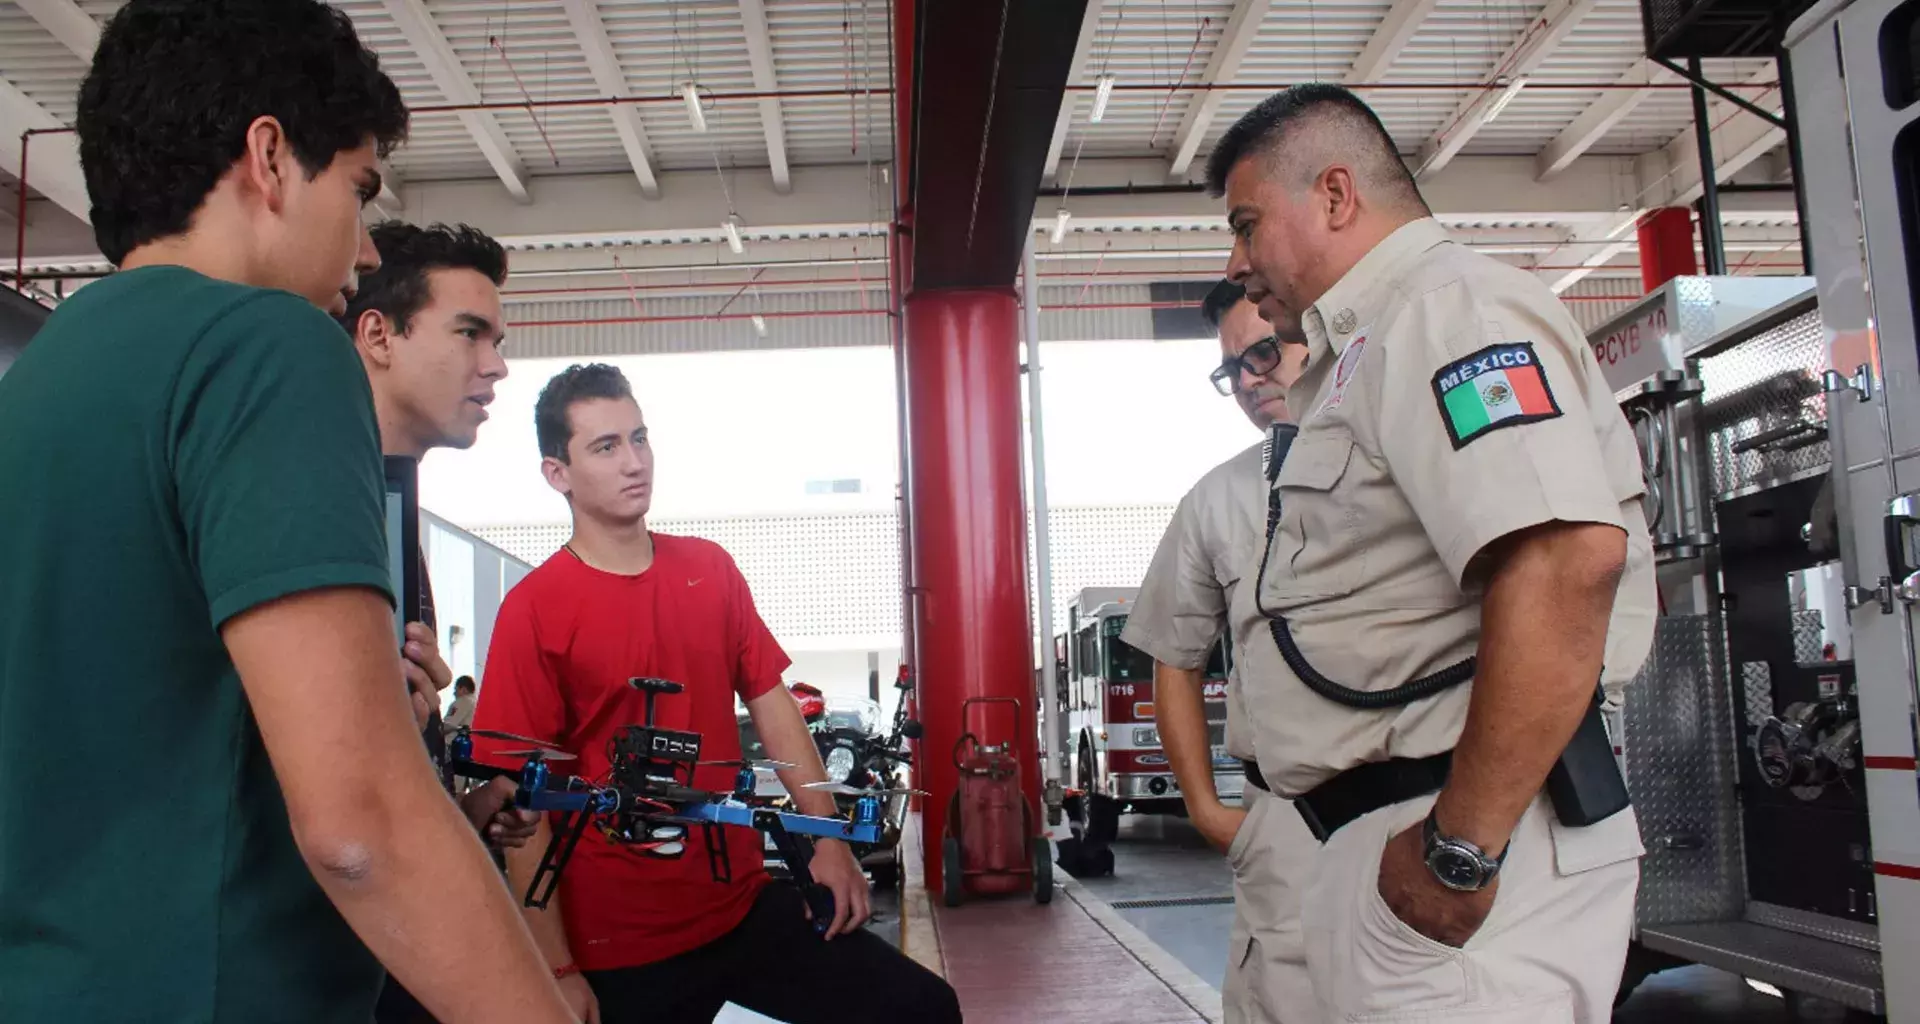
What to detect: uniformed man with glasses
<box><xmin>1121</xmin><ymin>280</ymin><xmax>1318</xmax><ymax>1023</ymax></box>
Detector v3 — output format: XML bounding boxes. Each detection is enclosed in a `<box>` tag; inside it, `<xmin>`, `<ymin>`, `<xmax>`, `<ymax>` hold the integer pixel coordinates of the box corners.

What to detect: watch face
<box><xmin>1429</xmin><ymin>847</ymin><xmax>1485</xmax><ymax>891</ymax></box>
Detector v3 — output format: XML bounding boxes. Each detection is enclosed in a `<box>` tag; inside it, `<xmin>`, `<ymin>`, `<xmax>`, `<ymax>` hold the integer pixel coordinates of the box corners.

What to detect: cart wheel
<box><xmin>941</xmin><ymin>836</ymin><xmax>964</xmax><ymax>908</ymax></box>
<box><xmin>1032</xmin><ymin>837</ymin><xmax>1054</xmax><ymax>904</ymax></box>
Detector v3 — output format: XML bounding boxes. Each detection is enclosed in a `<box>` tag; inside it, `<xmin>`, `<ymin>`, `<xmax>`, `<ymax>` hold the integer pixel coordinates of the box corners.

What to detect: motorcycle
<box><xmin>736</xmin><ymin>677</ymin><xmax>922</xmax><ymax>888</ymax></box>
<box><xmin>807</xmin><ymin>681</ymin><xmax>921</xmax><ymax>889</ymax></box>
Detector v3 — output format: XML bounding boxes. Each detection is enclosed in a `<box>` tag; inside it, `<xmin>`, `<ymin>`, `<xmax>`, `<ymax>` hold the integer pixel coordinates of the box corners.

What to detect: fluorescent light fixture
<box><xmin>723</xmin><ymin>215</ymin><xmax>745</xmax><ymax>255</ymax></box>
<box><xmin>1485</xmin><ymin>76</ymin><xmax>1528</xmax><ymax>123</ymax></box>
<box><xmin>1090</xmin><ymin>74</ymin><xmax>1116</xmax><ymax>123</ymax></box>
<box><xmin>751</xmin><ymin>314</ymin><xmax>768</xmax><ymax>336</ymax></box>
<box><xmin>682</xmin><ymin>82</ymin><xmax>708</xmax><ymax>133</ymax></box>
<box><xmin>1050</xmin><ymin>208</ymin><xmax>1072</xmax><ymax>244</ymax></box>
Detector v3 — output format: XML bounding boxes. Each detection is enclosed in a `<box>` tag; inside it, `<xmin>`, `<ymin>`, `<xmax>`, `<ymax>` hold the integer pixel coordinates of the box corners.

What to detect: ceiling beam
<box><xmin>1166</xmin><ymin>0</ymin><xmax>1272</xmax><ymax>178</ymax></box>
<box><xmin>1634</xmin><ymin>66</ymin><xmax>1786</xmax><ymax>209</ymax></box>
<box><xmin>1414</xmin><ymin>0</ymin><xmax>1601</xmax><ymax>178</ymax></box>
<box><xmin>1043</xmin><ymin>0</ymin><xmax>1109</xmax><ymax>184</ymax></box>
<box><xmin>0</xmin><ymin>79</ymin><xmax>89</xmax><ymax>224</ymax></box>
<box><xmin>559</xmin><ymin>0</ymin><xmax>659</xmax><ymax>199</ymax></box>
<box><xmin>1345</xmin><ymin>0</ymin><xmax>1441</xmax><ymax>84</ymax></box>
<box><xmin>15</xmin><ymin>0</ymin><xmax>99</xmax><ymax>61</ymax></box>
<box><xmin>1536</xmin><ymin>60</ymin><xmax>1674</xmax><ymax>180</ymax></box>
<box><xmin>737</xmin><ymin>0</ymin><xmax>793</xmax><ymax>194</ymax></box>
<box><xmin>1542</xmin><ymin>214</ymin><xmax>1640</xmax><ymax>292</ymax></box>
<box><xmin>382</xmin><ymin>0</ymin><xmax>531</xmax><ymax>203</ymax></box>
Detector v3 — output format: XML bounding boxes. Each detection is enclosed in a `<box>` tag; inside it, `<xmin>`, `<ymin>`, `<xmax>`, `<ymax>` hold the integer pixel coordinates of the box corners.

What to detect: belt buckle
<box><xmin>1294</xmin><ymin>798</ymin><xmax>1331</xmax><ymax>844</ymax></box>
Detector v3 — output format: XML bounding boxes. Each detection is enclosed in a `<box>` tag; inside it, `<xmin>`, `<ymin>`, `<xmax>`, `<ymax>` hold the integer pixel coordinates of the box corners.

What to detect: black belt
<box><xmin>1242</xmin><ymin>759</ymin><xmax>1269</xmax><ymax>793</ymax></box>
<box><xmin>1293</xmin><ymin>751</ymin><xmax>1453</xmax><ymax>843</ymax></box>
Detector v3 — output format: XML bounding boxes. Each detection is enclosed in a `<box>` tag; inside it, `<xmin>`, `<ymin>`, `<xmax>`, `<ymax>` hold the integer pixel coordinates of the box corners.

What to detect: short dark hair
<box><xmin>1204</xmin><ymin>83</ymin><xmax>1424</xmax><ymax>213</ymax></box>
<box><xmin>535</xmin><ymin>363</ymin><xmax>635</xmax><ymax>462</ymax></box>
<box><xmin>77</xmin><ymin>0</ymin><xmax>409</xmax><ymax>265</ymax></box>
<box><xmin>1200</xmin><ymin>279</ymin><xmax>1246</xmax><ymax>329</ymax></box>
<box><xmin>454</xmin><ymin>675</ymin><xmax>476</xmax><ymax>694</ymax></box>
<box><xmin>341</xmin><ymin>222</ymin><xmax>509</xmax><ymax>336</ymax></box>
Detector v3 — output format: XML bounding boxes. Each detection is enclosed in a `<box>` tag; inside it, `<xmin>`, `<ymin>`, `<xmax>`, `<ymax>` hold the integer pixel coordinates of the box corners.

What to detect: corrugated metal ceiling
<box><xmin>1</xmin><ymin>0</ymin><xmax>1783</xmax><ymax>184</ymax></box>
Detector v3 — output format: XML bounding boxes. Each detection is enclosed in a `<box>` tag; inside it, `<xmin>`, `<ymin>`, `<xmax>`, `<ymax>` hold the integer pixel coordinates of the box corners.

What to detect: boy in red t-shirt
<box><xmin>475</xmin><ymin>364</ymin><xmax>961</xmax><ymax>1024</ymax></box>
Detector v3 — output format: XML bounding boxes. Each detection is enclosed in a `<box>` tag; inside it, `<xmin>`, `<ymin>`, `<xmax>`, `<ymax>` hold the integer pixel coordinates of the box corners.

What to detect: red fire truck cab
<box><xmin>1055</xmin><ymin>587</ymin><xmax>1240</xmax><ymax>844</ymax></box>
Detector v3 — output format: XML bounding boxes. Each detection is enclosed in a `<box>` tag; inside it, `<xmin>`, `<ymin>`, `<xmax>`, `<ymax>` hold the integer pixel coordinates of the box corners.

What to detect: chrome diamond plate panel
<box><xmin>1743</xmin><ymin>660</ymin><xmax>1775</xmax><ymax>728</ymax></box>
<box><xmin>1747</xmin><ymin>900</ymin><xmax>1881</xmax><ymax>953</ymax></box>
<box><xmin>1674</xmin><ymin>276</ymin><xmax>1720</xmax><ymax>344</ymax></box>
<box><xmin>1623</xmin><ymin>614</ymin><xmax>1746</xmax><ymax>926</ymax></box>
<box><xmin>1696</xmin><ymin>309</ymin><xmax>1831</xmax><ymax>498</ymax></box>
<box><xmin>1640</xmin><ymin>921</ymin><xmax>1883</xmax><ymax>1013</ymax></box>
<box><xmin>1793</xmin><ymin>610</ymin><xmax>1828</xmax><ymax>665</ymax></box>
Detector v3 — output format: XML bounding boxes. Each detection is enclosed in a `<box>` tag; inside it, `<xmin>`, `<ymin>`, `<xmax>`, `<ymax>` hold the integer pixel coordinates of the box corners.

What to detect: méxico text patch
<box><xmin>1430</xmin><ymin>342</ymin><xmax>1562</xmax><ymax>449</ymax></box>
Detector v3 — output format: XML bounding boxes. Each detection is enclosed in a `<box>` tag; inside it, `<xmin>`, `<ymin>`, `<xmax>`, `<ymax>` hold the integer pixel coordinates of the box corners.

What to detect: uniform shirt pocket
<box><xmin>1273</xmin><ymin>429</ymin><xmax>1364</xmax><ymax>600</ymax></box>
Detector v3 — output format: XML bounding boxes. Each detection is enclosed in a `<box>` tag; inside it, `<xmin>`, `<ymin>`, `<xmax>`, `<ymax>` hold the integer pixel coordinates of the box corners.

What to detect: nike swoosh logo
<box><xmin>687</xmin><ymin>578</ymin><xmax>704</xmax><ymax>587</ymax></box>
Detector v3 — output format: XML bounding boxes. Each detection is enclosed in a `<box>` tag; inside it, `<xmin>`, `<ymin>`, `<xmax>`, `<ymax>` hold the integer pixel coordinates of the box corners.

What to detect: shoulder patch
<box><xmin>1430</xmin><ymin>341</ymin><xmax>1562</xmax><ymax>449</ymax></box>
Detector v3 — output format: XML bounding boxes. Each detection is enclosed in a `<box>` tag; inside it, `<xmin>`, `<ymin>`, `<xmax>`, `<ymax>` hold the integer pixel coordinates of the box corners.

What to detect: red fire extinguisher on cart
<box><xmin>940</xmin><ymin>696</ymin><xmax>1053</xmax><ymax>907</ymax></box>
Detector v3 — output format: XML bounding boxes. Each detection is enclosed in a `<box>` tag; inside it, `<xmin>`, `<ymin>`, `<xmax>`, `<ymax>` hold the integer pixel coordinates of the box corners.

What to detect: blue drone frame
<box><xmin>448</xmin><ymin>677</ymin><xmax>883</xmax><ymax>932</ymax></box>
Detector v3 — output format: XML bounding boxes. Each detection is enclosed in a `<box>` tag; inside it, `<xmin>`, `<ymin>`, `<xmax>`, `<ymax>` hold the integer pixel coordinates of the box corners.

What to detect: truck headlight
<box><xmin>1133</xmin><ymin>727</ymin><xmax>1160</xmax><ymax>747</ymax></box>
<box><xmin>825</xmin><ymin>745</ymin><xmax>856</xmax><ymax>783</ymax></box>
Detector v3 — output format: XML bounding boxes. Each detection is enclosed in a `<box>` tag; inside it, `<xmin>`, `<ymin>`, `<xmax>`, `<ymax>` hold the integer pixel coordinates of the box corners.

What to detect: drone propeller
<box><xmin>497</xmin><ymin>748</ymin><xmax>578</xmax><ymax>762</ymax></box>
<box><xmin>697</xmin><ymin>758</ymin><xmax>799</xmax><ymax>772</ymax></box>
<box><xmin>802</xmin><ymin>781</ymin><xmax>927</xmax><ymax>798</ymax></box>
<box><xmin>466</xmin><ymin>728</ymin><xmax>566</xmax><ymax>750</ymax></box>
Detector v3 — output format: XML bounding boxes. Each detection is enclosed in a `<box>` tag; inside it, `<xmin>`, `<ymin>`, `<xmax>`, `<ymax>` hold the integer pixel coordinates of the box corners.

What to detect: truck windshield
<box><xmin>1204</xmin><ymin>642</ymin><xmax>1227</xmax><ymax>679</ymax></box>
<box><xmin>1106</xmin><ymin>636</ymin><xmax>1155</xmax><ymax>682</ymax></box>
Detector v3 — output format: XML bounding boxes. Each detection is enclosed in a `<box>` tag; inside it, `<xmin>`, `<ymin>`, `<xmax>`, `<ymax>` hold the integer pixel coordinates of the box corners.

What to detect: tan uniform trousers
<box><xmin>1301</xmin><ymin>793</ymin><xmax>1640</xmax><ymax>1023</ymax></box>
<box><xmin>1223</xmin><ymin>785</ymin><xmax>1319</xmax><ymax>1024</ymax></box>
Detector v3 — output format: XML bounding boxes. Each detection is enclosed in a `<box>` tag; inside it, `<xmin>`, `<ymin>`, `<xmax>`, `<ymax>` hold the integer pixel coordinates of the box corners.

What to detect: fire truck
<box><xmin>1564</xmin><ymin>6</ymin><xmax>1920</xmax><ymax>1014</ymax></box>
<box><xmin>1051</xmin><ymin>587</ymin><xmax>1242</xmax><ymax>846</ymax></box>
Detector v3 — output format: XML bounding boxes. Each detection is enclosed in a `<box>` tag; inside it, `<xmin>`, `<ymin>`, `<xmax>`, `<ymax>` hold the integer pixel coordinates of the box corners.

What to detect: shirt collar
<box><xmin>1302</xmin><ymin>217</ymin><xmax>1452</xmax><ymax>357</ymax></box>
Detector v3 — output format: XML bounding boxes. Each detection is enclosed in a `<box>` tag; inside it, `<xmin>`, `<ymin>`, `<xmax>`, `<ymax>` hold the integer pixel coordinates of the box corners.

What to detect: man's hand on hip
<box><xmin>808</xmin><ymin>838</ymin><xmax>871</xmax><ymax>939</ymax></box>
<box><xmin>1193</xmin><ymin>801</ymin><xmax>1248</xmax><ymax>856</ymax></box>
<box><xmin>1376</xmin><ymin>821</ymin><xmax>1496</xmax><ymax>948</ymax></box>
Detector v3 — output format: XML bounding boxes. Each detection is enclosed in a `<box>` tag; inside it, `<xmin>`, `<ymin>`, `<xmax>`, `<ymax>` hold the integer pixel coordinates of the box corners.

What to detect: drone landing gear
<box><xmin>757</xmin><ymin>809</ymin><xmax>836</xmax><ymax>935</ymax></box>
<box><xmin>527</xmin><ymin>807</ymin><xmax>595</xmax><ymax>910</ymax></box>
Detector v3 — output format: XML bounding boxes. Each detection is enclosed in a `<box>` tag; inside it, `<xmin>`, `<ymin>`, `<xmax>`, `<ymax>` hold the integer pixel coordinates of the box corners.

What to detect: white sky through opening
<box><xmin>419</xmin><ymin>339</ymin><xmax>1264</xmax><ymax>529</ymax></box>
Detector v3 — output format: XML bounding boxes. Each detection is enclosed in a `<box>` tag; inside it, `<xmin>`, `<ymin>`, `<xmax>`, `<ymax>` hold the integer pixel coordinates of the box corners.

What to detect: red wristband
<box><xmin>552</xmin><ymin>962</ymin><xmax>580</xmax><ymax>981</ymax></box>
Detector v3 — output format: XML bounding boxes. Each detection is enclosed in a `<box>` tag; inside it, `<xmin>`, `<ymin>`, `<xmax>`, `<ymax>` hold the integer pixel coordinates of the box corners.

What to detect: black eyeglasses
<box><xmin>1210</xmin><ymin>336</ymin><xmax>1281</xmax><ymax>396</ymax></box>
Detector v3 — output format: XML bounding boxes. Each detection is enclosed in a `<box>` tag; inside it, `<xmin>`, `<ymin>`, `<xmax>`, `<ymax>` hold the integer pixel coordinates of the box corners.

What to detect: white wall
<box><xmin>423</xmin><ymin>511</ymin><xmax>534</xmax><ymax>711</ymax></box>
<box><xmin>785</xmin><ymin>647</ymin><xmax>902</xmax><ymax>708</ymax></box>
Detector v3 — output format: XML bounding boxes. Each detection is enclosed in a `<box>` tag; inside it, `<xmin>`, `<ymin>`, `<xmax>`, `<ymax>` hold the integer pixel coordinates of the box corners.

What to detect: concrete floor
<box><xmin>1061</xmin><ymin>812</ymin><xmax>1883</xmax><ymax>1023</ymax></box>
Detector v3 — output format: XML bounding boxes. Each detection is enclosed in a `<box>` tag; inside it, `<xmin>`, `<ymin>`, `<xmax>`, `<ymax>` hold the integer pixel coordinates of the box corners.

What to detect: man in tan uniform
<box><xmin>1122</xmin><ymin>279</ymin><xmax>1317</xmax><ymax>1023</ymax></box>
<box><xmin>1206</xmin><ymin>84</ymin><xmax>1655</xmax><ymax>1024</ymax></box>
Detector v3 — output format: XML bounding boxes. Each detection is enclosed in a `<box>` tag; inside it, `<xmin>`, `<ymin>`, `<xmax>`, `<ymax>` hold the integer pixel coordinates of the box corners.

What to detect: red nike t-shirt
<box><xmin>473</xmin><ymin>534</ymin><xmax>790</xmax><ymax>970</ymax></box>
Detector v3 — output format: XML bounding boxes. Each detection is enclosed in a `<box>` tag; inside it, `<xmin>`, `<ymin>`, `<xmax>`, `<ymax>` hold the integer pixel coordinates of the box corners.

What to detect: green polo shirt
<box><xmin>0</xmin><ymin>266</ymin><xmax>393</xmax><ymax>1021</ymax></box>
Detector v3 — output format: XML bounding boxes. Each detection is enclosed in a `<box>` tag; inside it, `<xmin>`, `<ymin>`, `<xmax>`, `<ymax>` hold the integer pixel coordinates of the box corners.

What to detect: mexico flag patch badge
<box><xmin>1431</xmin><ymin>342</ymin><xmax>1562</xmax><ymax>449</ymax></box>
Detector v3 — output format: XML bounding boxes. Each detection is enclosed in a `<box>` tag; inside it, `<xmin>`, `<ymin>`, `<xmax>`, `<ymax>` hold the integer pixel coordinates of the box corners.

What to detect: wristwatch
<box><xmin>1421</xmin><ymin>810</ymin><xmax>1507</xmax><ymax>892</ymax></box>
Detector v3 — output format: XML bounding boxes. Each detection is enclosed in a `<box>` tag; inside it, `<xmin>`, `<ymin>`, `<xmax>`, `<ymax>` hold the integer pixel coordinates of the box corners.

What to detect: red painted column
<box><xmin>904</xmin><ymin>288</ymin><xmax>1041</xmax><ymax>895</ymax></box>
<box><xmin>1638</xmin><ymin>207</ymin><xmax>1699</xmax><ymax>292</ymax></box>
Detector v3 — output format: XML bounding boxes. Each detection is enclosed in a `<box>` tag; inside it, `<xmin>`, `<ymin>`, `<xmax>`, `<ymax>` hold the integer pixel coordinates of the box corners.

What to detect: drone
<box><xmin>447</xmin><ymin>677</ymin><xmax>887</xmax><ymax>932</ymax></box>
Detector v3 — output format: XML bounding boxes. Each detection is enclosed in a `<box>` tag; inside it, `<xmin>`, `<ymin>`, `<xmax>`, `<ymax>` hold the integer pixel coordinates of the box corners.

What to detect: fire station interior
<box><xmin>11</xmin><ymin>0</ymin><xmax>1920</xmax><ymax>1021</ymax></box>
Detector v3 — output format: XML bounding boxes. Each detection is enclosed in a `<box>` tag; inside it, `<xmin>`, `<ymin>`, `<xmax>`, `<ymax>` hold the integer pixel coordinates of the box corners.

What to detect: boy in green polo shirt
<box><xmin>0</xmin><ymin>2</ymin><xmax>573</xmax><ymax>1021</ymax></box>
